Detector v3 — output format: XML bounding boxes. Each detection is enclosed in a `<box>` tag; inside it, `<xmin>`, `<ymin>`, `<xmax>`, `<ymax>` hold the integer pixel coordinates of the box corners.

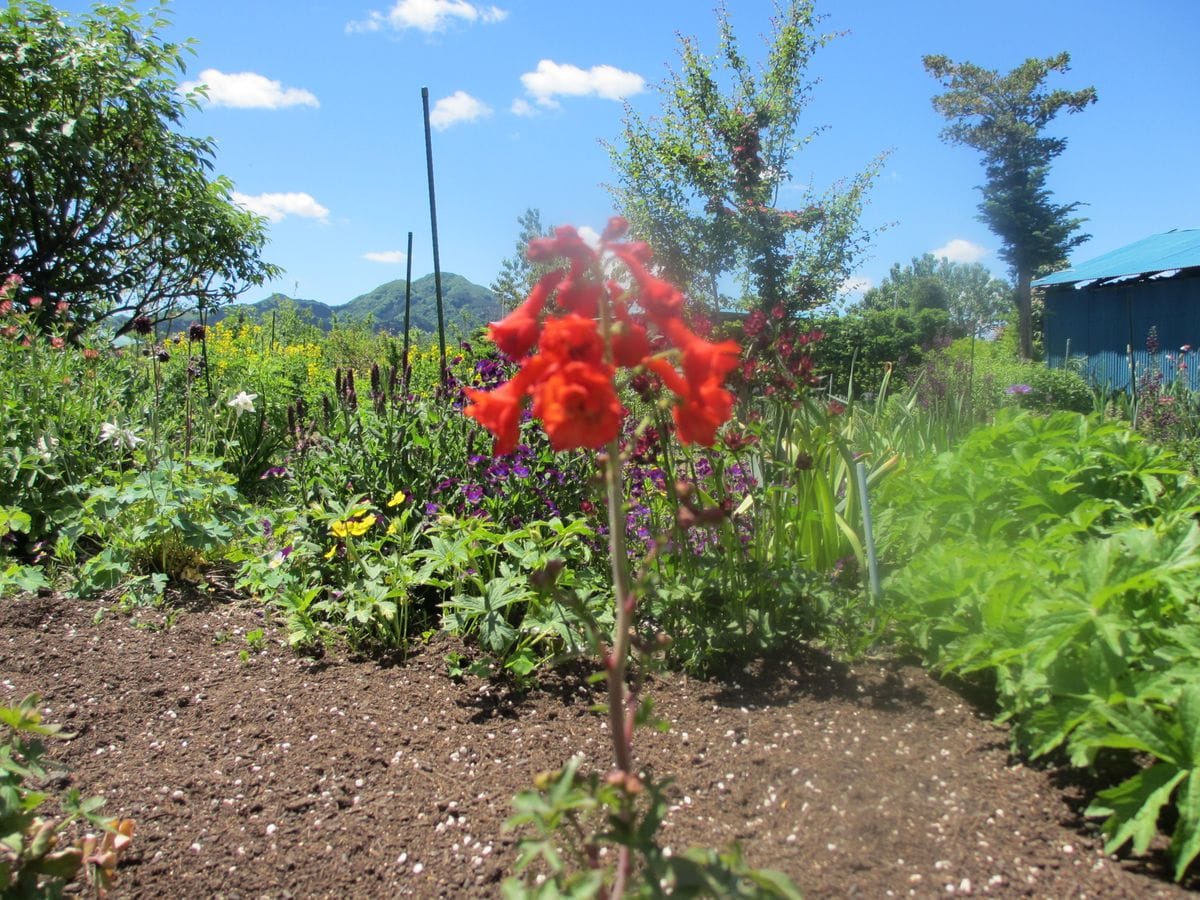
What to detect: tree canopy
<box><xmin>924</xmin><ymin>52</ymin><xmax>1096</xmax><ymax>359</ymax></box>
<box><xmin>490</xmin><ymin>208</ymin><xmax>553</xmax><ymax>315</ymax></box>
<box><xmin>606</xmin><ymin>0</ymin><xmax>882</xmax><ymax>317</ymax></box>
<box><xmin>0</xmin><ymin>0</ymin><xmax>278</xmax><ymax>335</ymax></box>
<box><xmin>861</xmin><ymin>253</ymin><xmax>1012</xmax><ymax>337</ymax></box>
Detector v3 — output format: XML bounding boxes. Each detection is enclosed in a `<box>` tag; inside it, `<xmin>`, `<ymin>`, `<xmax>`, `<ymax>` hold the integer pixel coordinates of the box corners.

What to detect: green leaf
<box><xmin>1170</xmin><ymin>768</ymin><xmax>1200</xmax><ymax>881</ymax></box>
<box><xmin>1086</xmin><ymin>761</ymin><xmax>1186</xmax><ymax>857</ymax></box>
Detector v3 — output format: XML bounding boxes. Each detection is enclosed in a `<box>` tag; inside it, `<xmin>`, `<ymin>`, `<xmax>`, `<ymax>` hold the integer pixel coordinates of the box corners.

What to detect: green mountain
<box><xmin>162</xmin><ymin>273</ymin><xmax>498</xmax><ymax>336</ymax></box>
<box><xmin>341</xmin><ymin>273</ymin><xmax>500</xmax><ymax>334</ymax></box>
<box><xmin>245</xmin><ymin>293</ymin><xmax>337</xmax><ymax>328</ymax></box>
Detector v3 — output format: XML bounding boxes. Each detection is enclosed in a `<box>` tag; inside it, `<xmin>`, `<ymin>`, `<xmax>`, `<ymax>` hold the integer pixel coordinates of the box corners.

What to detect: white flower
<box><xmin>227</xmin><ymin>391</ymin><xmax>257</xmax><ymax>416</ymax></box>
<box><xmin>98</xmin><ymin>422</ymin><xmax>143</xmax><ymax>450</ymax></box>
<box><xmin>35</xmin><ymin>434</ymin><xmax>58</xmax><ymax>461</ymax></box>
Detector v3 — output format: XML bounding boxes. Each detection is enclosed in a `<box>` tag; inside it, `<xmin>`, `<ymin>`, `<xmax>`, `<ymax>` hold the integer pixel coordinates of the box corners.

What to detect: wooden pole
<box><xmin>421</xmin><ymin>87</ymin><xmax>448</xmax><ymax>385</ymax></box>
<box><xmin>402</xmin><ymin>230</ymin><xmax>414</xmax><ymax>392</ymax></box>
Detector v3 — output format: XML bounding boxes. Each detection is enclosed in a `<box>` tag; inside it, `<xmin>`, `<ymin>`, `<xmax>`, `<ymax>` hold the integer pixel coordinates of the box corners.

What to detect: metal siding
<box><xmin>1044</xmin><ymin>274</ymin><xmax>1200</xmax><ymax>390</ymax></box>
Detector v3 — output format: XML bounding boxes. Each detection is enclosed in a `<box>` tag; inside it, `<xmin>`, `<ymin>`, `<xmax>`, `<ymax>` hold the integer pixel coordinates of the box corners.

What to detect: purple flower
<box><xmin>1005</xmin><ymin>384</ymin><xmax>1032</xmax><ymax>395</ymax></box>
<box><xmin>463</xmin><ymin>483</ymin><xmax>484</xmax><ymax>503</ymax></box>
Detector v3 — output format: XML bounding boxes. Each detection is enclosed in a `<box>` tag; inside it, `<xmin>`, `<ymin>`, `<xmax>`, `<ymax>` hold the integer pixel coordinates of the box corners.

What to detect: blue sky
<box><xmin>57</xmin><ymin>0</ymin><xmax>1200</xmax><ymax>307</ymax></box>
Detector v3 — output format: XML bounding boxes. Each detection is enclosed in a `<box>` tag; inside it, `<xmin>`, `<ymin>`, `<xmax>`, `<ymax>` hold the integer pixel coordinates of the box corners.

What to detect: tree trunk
<box><xmin>1015</xmin><ymin>269</ymin><xmax>1034</xmax><ymax>361</ymax></box>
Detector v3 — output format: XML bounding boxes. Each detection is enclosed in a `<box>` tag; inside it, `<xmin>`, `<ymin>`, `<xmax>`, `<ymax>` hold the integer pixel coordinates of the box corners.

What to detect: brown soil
<box><xmin>1</xmin><ymin>590</ymin><xmax>1195</xmax><ymax>899</ymax></box>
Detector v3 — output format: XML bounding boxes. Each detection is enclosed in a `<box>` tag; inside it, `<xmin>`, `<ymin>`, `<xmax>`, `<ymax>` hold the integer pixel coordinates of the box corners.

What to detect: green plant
<box><xmin>428</xmin><ymin>515</ymin><xmax>606</xmax><ymax>683</ymax></box>
<box><xmin>606</xmin><ymin>0</ymin><xmax>881</xmax><ymax>314</ymax></box>
<box><xmin>0</xmin><ymin>0</ymin><xmax>278</xmax><ymax>334</ymax></box>
<box><xmin>504</xmin><ymin>757</ymin><xmax>801</xmax><ymax>899</ymax></box>
<box><xmin>1084</xmin><ymin>684</ymin><xmax>1200</xmax><ymax>881</ymax></box>
<box><xmin>1022</xmin><ymin>365</ymin><xmax>1093</xmax><ymax>413</ymax></box>
<box><xmin>924</xmin><ymin>52</ymin><xmax>1096</xmax><ymax>359</ymax></box>
<box><xmin>873</xmin><ymin>408</ymin><xmax>1200</xmax><ymax>880</ymax></box>
<box><xmin>68</xmin><ymin>456</ymin><xmax>251</xmax><ymax>596</ymax></box>
<box><xmin>0</xmin><ymin>694</ymin><xmax>135</xmax><ymax>896</ymax></box>
<box><xmin>466</xmin><ymin>221</ymin><xmax>800</xmax><ymax>896</ymax></box>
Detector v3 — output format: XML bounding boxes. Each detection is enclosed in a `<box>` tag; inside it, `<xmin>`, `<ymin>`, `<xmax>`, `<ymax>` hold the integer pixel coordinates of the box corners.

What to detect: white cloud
<box><xmin>519</xmin><ymin>60</ymin><xmax>645</xmax><ymax>109</ymax></box>
<box><xmin>510</xmin><ymin>98</ymin><xmax>536</xmax><ymax>117</ymax></box>
<box><xmin>180</xmin><ymin>69</ymin><xmax>318</xmax><ymax>109</ymax></box>
<box><xmin>232</xmin><ymin>191</ymin><xmax>329</xmax><ymax>223</ymax></box>
<box><xmin>347</xmin><ymin>0</ymin><xmax>507</xmax><ymax>34</ymax></box>
<box><xmin>363</xmin><ymin>250</ymin><xmax>408</xmax><ymax>264</ymax></box>
<box><xmin>429</xmin><ymin>91</ymin><xmax>493</xmax><ymax>130</ymax></box>
<box><xmin>932</xmin><ymin>238</ymin><xmax>987</xmax><ymax>264</ymax></box>
<box><xmin>839</xmin><ymin>276</ymin><xmax>873</xmax><ymax>299</ymax></box>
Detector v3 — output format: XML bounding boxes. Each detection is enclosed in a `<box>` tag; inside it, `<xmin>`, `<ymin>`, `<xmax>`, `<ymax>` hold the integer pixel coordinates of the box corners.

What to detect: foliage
<box><xmin>1020</xmin><ymin>364</ymin><xmax>1093</xmax><ymax>414</ymax></box>
<box><xmin>67</xmin><ymin>457</ymin><xmax>251</xmax><ymax>596</ymax></box>
<box><xmin>430</xmin><ymin>515</ymin><xmax>607</xmax><ymax>682</ymax></box>
<box><xmin>905</xmin><ymin>334</ymin><xmax>1090</xmax><ymax>429</ymax></box>
<box><xmin>503</xmin><ymin>757</ymin><xmax>801</xmax><ymax>898</ymax></box>
<box><xmin>0</xmin><ymin>0</ymin><xmax>278</xmax><ymax>335</ymax></box>
<box><xmin>873</xmin><ymin>409</ymin><xmax>1200</xmax><ymax>879</ymax></box>
<box><xmin>0</xmin><ymin>694</ymin><xmax>135</xmax><ymax>897</ymax></box>
<box><xmin>860</xmin><ymin>253</ymin><xmax>1012</xmax><ymax>336</ymax></box>
<box><xmin>0</xmin><ymin>281</ymin><xmax>135</xmax><ymax>551</ymax></box>
<box><xmin>606</xmin><ymin>0</ymin><xmax>881</xmax><ymax>315</ymax></box>
<box><xmin>924</xmin><ymin>52</ymin><xmax>1097</xmax><ymax>359</ymax></box>
<box><xmin>469</xmin><ymin>221</ymin><xmax>800</xmax><ymax>895</ymax></box>
<box><xmin>491</xmin><ymin>209</ymin><xmax>554</xmax><ymax>315</ymax></box>
<box><xmin>810</xmin><ymin>305</ymin><xmax>952</xmax><ymax>396</ymax></box>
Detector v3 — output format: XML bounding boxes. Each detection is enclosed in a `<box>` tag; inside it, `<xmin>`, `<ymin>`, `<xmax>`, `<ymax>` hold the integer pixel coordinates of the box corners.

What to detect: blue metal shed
<box><xmin>1035</xmin><ymin>229</ymin><xmax>1200</xmax><ymax>390</ymax></box>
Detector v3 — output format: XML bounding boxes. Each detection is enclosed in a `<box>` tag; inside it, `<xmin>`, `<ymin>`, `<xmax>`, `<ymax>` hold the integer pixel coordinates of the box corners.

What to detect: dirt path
<box><xmin>1</xmin><ymin>592</ymin><xmax>1193</xmax><ymax>898</ymax></box>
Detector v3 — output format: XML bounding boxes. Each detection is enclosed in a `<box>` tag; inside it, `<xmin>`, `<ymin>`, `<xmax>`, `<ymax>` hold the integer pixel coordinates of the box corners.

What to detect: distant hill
<box><xmin>162</xmin><ymin>273</ymin><xmax>499</xmax><ymax>336</ymax></box>
<box><xmin>341</xmin><ymin>273</ymin><xmax>500</xmax><ymax>334</ymax></box>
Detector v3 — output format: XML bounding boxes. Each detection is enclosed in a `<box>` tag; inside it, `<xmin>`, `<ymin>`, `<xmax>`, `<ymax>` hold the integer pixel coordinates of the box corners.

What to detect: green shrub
<box><xmin>1023</xmin><ymin>365</ymin><xmax>1093</xmax><ymax>413</ymax></box>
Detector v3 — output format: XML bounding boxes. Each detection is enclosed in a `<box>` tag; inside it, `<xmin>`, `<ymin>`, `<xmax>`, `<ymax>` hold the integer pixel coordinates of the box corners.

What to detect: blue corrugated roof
<box><xmin>1034</xmin><ymin>228</ymin><xmax>1200</xmax><ymax>286</ymax></box>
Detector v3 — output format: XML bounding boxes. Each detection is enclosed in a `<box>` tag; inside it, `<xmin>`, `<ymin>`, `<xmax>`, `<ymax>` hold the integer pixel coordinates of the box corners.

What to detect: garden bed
<box><xmin>1</xmin><ymin>590</ymin><xmax>1192</xmax><ymax>898</ymax></box>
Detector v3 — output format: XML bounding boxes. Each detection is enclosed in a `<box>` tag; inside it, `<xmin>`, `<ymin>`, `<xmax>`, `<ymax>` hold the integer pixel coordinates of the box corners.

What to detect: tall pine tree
<box><xmin>924</xmin><ymin>52</ymin><xmax>1096</xmax><ymax>359</ymax></box>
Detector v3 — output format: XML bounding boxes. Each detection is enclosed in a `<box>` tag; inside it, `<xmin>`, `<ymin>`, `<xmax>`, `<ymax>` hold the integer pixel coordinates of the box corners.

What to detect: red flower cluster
<box><xmin>465</xmin><ymin>218</ymin><xmax>740</xmax><ymax>455</ymax></box>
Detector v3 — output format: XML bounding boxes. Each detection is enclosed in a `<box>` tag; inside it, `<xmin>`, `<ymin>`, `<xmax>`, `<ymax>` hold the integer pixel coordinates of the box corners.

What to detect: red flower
<box><xmin>464</xmin><ymin>378</ymin><xmax>526</xmax><ymax>455</ymax></box>
<box><xmin>609</xmin><ymin>245</ymin><xmax>684</xmax><ymax>323</ymax></box>
<box><xmin>743</xmin><ymin>310</ymin><xmax>766</xmax><ymax>338</ymax></box>
<box><xmin>488</xmin><ymin>269</ymin><xmax>559</xmax><ymax>359</ymax></box>
<box><xmin>611</xmin><ymin>318</ymin><xmax>650</xmax><ymax>368</ymax></box>
<box><xmin>539</xmin><ymin>313</ymin><xmax>605</xmax><ymax>367</ymax></box>
<box><xmin>526</xmin><ymin>226</ymin><xmax>595</xmax><ymax>266</ymax></box>
<box><xmin>533</xmin><ymin>361</ymin><xmax>623</xmax><ymax>450</ymax></box>
<box><xmin>673</xmin><ymin>380</ymin><xmax>734</xmax><ymax>446</ymax></box>
<box><xmin>468</xmin><ymin>220</ymin><xmax>740</xmax><ymax>455</ymax></box>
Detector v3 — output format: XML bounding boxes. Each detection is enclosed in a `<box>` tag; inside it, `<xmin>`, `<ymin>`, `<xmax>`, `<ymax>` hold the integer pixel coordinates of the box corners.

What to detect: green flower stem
<box><xmin>602</xmin><ymin>438</ymin><xmax>634</xmax><ymax>777</ymax></box>
<box><xmin>598</xmin><ymin>288</ymin><xmax>636</xmax><ymax>897</ymax></box>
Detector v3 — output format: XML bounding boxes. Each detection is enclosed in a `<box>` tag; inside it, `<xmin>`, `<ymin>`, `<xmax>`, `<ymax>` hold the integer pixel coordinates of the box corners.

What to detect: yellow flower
<box><xmin>347</xmin><ymin>514</ymin><xmax>376</xmax><ymax>536</ymax></box>
<box><xmin>387</xmin><ymin>490</ymin><xmax>406</xmax><ymax>507</ymax></box>
<box><xmin>331</xmin><ymin>514</ymin><xmax>375</xmax><ymax>538</ymax></box>
<box><xmin>324</xmin><ymin>545</ymin><xmax>337</xmax><ymax>560</ymax></box>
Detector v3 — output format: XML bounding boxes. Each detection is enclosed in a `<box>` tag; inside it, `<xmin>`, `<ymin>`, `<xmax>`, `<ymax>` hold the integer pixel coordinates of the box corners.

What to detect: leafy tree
<box><xmin>924</xmin><ymin>52</ymin><xmax>1096</xmax><ymax>359</ymax></box>
<box><xmin>861</xmin><ymin>253</ymin><xmax>1012</xmax><ymax>336</ymax></box>
<box><xmin>490</xmin><ymin>208</ymin><xmax>552</xmax><ymax>314</ymax></box>
<box><xmin>606</xmin><ymin>0</ymin><xmax>882</xmax><ymax>317</ymax></box>
<box><xmin>812</xmin><ymin>306</ymin><xmax>951</xmax><ymax>396</ymax></box>
<box><xmin>0</xmin><ymin>0</ymin><xmax>279</xmax><ymax>335</ymax></box>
